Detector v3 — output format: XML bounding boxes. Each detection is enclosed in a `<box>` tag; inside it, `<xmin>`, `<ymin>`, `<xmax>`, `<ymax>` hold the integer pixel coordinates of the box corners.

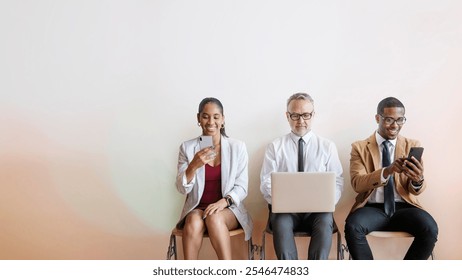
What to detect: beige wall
<box><xmin>1</xmin><ymin>0</ymin><xmax>461</xmax><ymax>260</ymax></box>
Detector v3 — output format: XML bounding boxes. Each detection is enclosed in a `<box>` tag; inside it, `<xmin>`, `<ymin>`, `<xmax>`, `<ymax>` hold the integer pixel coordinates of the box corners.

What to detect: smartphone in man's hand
<box><xmin>407</xmin><ymin>147</ymin><xmax>424</xmax><ymax>162</ymax></box>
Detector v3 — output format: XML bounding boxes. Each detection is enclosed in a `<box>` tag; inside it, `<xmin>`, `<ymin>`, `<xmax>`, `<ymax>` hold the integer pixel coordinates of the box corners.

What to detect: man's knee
<box><xmin>422</xmin><ymin>217</ymin><xmax>439</xmax><ymax>241</ymax></box>
<box><xmin>313</xmin><ymin>213</ymin><xmax>333</xmax><ymax>229</ymax></box>
<box><xmin>344</xmin><ymin>214</ymin><xmax>364</xmax><ymax>237</ymax></box>
<box><xmin>413</xmin><ymin>210</ymin><xmax>439</xmax><ymax>240</ymax></box>
<box><xmin>271</xmin><ymin>213</ymin><xmax>294</xmax><ymax>231</ymax></box>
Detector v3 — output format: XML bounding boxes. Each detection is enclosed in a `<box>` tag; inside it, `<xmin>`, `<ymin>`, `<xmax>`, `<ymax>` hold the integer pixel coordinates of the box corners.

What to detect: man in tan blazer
<box><xmin>344</xmin><ymin>97</ymin><xmax>438</xmax><ymax>260</ymax></box>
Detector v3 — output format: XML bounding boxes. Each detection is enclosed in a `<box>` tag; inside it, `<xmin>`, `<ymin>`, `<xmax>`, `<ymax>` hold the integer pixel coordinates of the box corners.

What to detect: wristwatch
<box><xmin>225</xmin><ymin>195</ymin><xmax>234</xmax><ymax>207</ymax></box>
<box><xmin>414</xmin><ymin>177</ymin><xmax>425</xmax><ymax>186</ymax></box>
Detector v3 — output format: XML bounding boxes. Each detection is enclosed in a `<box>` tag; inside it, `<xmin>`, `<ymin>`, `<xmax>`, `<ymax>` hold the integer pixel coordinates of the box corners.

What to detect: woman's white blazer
<box><xmin>176</xmin><ymin>135</ymin><xmax>253</xmax><ymax>240</ymax></box>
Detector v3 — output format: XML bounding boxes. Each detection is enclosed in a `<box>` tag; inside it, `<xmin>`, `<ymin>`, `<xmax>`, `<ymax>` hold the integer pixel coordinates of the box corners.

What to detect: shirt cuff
<box><xmin>381</xmin><ymin>168</ymin><xmax>389</xmax><ymax>183</ymax></box>
<box><xmin>182</xmin><ymin>173</ymin><xmax>195</xmax><ymax>186</ymax></box>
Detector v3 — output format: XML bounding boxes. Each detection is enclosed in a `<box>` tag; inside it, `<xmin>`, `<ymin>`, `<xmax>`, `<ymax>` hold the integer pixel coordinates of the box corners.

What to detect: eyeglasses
<box><xmin>379</xmin><ymin>115</ymin><xmax>406</xmax><ymax>125</ymax></box>
<box><xmin>288</xmin><ymin>111</ymin><xmax>314</xmax><ymax>121</ymax></box>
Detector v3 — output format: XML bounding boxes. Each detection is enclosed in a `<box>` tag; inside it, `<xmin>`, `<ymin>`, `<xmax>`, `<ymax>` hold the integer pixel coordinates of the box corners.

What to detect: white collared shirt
<box><xmin>260</xmin><ymin>131</ymin><xmax>344</xmax><ymax>205</ymax></box>
<box><xmin>367</xmin><ymin>132</ymin><xmax>404</xmax><ymax>203</ymax></box>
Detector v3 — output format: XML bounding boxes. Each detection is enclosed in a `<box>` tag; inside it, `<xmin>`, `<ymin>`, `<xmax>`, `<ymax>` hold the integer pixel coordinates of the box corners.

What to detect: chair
<box><xmin>259</xmin><ymin>217</ymin><xmax>345</xmax><ymax>260</ymax></box>
<box><xmin>366</xmin><ymin>231</ymin><xmax>435</xmax><ymax>260</ymax></box>
<box><xmin>166</xmin><ymin>227</ymin><xmax>257</xmax><ymax>260</ymax></box>
<box><xmin>345</xmin><ymin>231</ymin><xmax>435</xmax><ymax>259</ymax></box>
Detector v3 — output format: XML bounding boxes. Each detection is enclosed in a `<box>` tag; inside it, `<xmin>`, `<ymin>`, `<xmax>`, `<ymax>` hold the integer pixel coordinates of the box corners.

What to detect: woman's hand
<box><xmin>191</xmin><ymin>147</ymin><xmax>216</xmax><ymax>168</ymax></box>
<box><xmin>202</xmin><ymin>198</ymin><xmax>228</xmax><ymax>219</ymax></box>
<box><xmin>185</xmin><ymin>147</ymin><xmax>217</xmax><ymax>182</ymax></box>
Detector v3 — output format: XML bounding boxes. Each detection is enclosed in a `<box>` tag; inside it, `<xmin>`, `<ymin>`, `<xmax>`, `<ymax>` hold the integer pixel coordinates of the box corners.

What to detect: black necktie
<box><xmin>382</xmin><ymin>140</ymin><xmax>395</xmax><ymax>216</ymax></box>
<box><xmin>298</xmin><ymin>138</ymin><xmax>304</xmax><ymax>172</ymax></box>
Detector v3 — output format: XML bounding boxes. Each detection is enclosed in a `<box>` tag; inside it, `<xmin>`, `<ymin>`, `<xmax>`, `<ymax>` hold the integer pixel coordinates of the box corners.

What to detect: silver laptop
<box><xmin>271</xmin><ymin>172</ymin><xmax>336</xmax><ymax>213</ymax></box>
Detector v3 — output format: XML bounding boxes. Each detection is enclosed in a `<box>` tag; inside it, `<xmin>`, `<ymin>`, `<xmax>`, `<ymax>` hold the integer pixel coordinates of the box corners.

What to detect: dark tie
<box><xmin>298</xmin><ymin>138</ymin><xmax>304</xmax><ymax>172</ymax></box>
<box><xmin>382</xmin><ymin>140</ymin><xmax>395</xmax><ymax>216</ymax></box>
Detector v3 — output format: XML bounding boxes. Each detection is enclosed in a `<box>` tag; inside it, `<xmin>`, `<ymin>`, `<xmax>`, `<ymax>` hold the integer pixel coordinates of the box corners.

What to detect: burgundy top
<box><xmin>196</xmin><ymin>164</ymin><xmax>222</xmax><ymax>210</ymax></box>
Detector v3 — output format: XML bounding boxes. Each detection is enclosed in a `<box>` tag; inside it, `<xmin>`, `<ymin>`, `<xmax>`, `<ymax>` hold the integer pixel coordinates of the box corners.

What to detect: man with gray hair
<box><xmin>260</xmin><ymin>93</ymin><xmax>344</xmax><ymax>259</ymax></box>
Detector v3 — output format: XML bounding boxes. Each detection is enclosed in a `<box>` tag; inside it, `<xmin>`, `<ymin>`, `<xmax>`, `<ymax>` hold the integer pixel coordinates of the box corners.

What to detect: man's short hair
<box><xmin>287</xmin><ymin>93</ymin><xmax>314</xmax><ymax>109</ymax></box>
<box><xmin>377</xmin><ymin>97</ymin><xmax>405</xmax><ymax>114</ymax></box>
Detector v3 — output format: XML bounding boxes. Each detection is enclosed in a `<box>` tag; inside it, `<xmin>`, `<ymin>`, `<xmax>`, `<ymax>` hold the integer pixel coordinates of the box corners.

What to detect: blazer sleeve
<box><xmin>260</xmin><ymin>142</ymin><xmax>276</xmax><ymax>205</ymax></box>
<box><xmin>350</xmin><ymin>141</ymin><xmax>384</xmax><ymax>193</ymax></box>
<box><xmin>176</xmin><ymin>141</ymin><xmax>195</xmax><ymax>195</ymax></box>
<box><xmin>326</xmin><ymin>142</ymin><xmax>344</xmax><ymax>205</ymax></box>
<box><xmin>400</xmin><ymin>140</ymin><xmax>428</xmax><ymax>196</ymax></box>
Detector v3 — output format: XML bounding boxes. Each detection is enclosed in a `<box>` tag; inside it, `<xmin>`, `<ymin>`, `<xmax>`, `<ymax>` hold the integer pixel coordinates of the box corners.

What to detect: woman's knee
<box><xmin>205</xmin><ymin>210</ymin><xmax>238</xmax><ymax>232</ymax></box>
<box><xmin>184</xmin><ymin>212</ymin><xmax>206</xmax><ymax>235</ymax></box>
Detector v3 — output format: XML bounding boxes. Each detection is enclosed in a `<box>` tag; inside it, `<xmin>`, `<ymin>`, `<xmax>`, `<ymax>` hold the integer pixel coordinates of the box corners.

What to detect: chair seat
<box><xmin>167</xmin><ymin>227</ymin><xmax>255</xmax><ymax>260</ymax></box>
<box><xmin>368</xmin><ymin>231</ymin><xmax>413</xmax><ymax>238</ymax></box>
<box><xmin>350</xmin><ymin>230</ymin><xmax>435</xmax><ymax>260</ymax></box>
<box><xmin>171</xmin><ymin>227</ymin><xmax>245</xmax><ymax>238</ymax></box>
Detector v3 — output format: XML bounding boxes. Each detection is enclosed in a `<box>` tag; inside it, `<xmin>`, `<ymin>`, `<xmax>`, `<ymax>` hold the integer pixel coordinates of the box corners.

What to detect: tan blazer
<box><xmin>349</xmin><ymin>133</ymin><xmax>427</xmax><ymax>213</ymax></box>
<box><xmin>175</xmin><ymin>135</ymin><xmax>253</xmax><ymax>240</ymax></box>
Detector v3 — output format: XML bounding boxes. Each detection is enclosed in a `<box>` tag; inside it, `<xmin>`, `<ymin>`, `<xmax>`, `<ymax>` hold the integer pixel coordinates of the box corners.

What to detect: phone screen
<box><xmin>199</xmin><ymin>136</ymin><xmax>213</xmax><ymax>150</ymax></box>
<box><xmin>408</xmin><ymin>147</ymin><xmax>424</xmax><ymax>162</ymax></box>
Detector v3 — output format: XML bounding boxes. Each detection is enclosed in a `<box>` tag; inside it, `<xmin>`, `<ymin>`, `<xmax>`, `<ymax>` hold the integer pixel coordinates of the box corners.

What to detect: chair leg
<box><xmin>341</xmin><ymin>244</ymin><xmax>352</xmax><ymax>260</ymax></box>
<box><xmin>166</xmin><ymin>233</ymin><xmax>177</xmax><ymax>260</ymax></box>
<box><xmin>247</xmin><ymin>237</ymin><xmax>253</xmax><ymax>260</ymax></box>
<box><xmin>249</xmin><ymin>237</ymin><xmax>261</xmax><ymax>260</ymax></box>
<box><xmin>261</xmin><ymin>232</ymin><xmax>266</xmax><ymax>260</ymax></box>
<box><xmin>336</xmin><ymin>231</ymin><xmax>343</xmax><ymax>260</ymax></box>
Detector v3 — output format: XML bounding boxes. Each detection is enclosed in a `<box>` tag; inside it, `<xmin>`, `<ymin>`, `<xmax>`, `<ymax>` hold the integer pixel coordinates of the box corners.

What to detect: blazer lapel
<box><xmin>393</xmin><ymin>135</ymin><xmax>406</xmax><ymax>193</ymax></box>
<box><xmin>220</xmin><ymin>136</ymin><xmax>230</xmax><ymax>195</ymax></box>
<box><xmin>194</xmin><ymin>138</ymin><xmax>205</xmax><ymax>197</ymax></box>
<box><xmin>394</xmin><ymin>135</ymin><xmax>406</xmax><ymax>160</ymax></box>
<box><xmin>366</xmin><ymin>133</ymin><xmax>381</xmax><ymax>171</ymax></box>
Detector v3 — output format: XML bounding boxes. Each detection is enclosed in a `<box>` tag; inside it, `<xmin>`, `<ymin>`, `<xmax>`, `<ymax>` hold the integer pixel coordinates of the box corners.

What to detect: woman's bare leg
<box><xmin>205</xmin><ymin>209</ymin><xmax>239</xmax><ymax>260</ymax></box>
<box><xmin>182</xmin><ymin>209</ymin><xmax>206</xmax><ymax>260</ymax></box>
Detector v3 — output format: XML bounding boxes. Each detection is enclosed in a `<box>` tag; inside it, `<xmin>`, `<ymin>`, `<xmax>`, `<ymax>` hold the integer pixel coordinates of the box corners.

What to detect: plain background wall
<box><xmin>1</xmin><ymin>0</ymin><xmax>461</xmax><ymax>259</ymax></box>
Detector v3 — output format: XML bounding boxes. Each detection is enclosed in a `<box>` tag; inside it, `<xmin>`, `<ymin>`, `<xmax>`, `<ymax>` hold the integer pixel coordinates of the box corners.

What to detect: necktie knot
<box><xmin>383</xmin><ymin>140</ymin><xmax>391</xmax><ymax>149</ymax></box>
<box><xmin>382</xmin><ymin>140</ymin><xmax>392</xmax><ymax>167</ymax></box>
